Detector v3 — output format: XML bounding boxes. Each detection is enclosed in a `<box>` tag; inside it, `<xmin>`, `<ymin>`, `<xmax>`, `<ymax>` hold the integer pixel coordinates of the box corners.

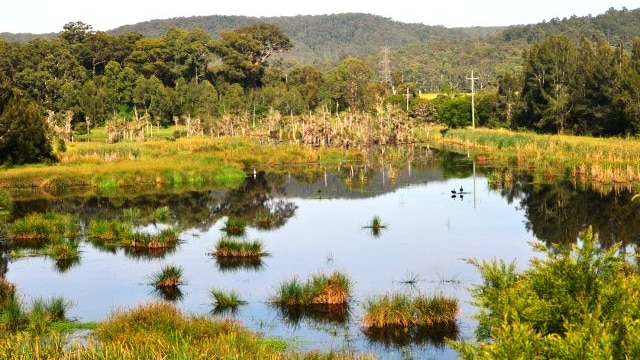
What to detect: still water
<box><xmin>3</xmin><ymin>151</ymin><xmax>640</xmax><ymax>359</ymax></box>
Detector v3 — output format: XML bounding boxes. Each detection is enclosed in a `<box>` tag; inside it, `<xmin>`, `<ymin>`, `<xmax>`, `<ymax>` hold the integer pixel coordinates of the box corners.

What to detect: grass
<box><xmin>128</xmin><ymin>228</ymin><xmax>180</xmax><ymax>249</ymax></box>
<box><xmin>271</xmin><ymin>271</ymin><xmax>352</xmax><ymax>306</ymax></box>
<box><xmin>213</xmin><ymin>237</ymin><xmax>266</xmax><ymax>258</ymax></box>
<box><xmin>431</xmin><ymin>127</ymin><xmax>640</xmax><ymax>186</ymax></box>
<box><xmin>148</xmin><ymin>265</ymin><xmax>184</xmax><ymax>289</ymax></box>
<box><xmin>0</xmin><ymin>135</ymin><xmax>360</xmax><ymax>200</ymax></box>
<box><xmin>221</xmin><ymin>218</ymin><xmax>247</xmax><ymax>237</ymax></box>
<box><xmin>363</xmin><ymin>215</ymin><xmax>386</xmax><ymax>237</ymax></box>
<box><xmin>9</xmin><ymin>212</ymin><xmax>77</xmax><ymax>245</ymax></box>
<box><xmin>362</xmin><ymin>292</ymin><xmax>458</xmax><ymax>329</ymax></box>
<box><xmin>210</xmin><ymin>288</ymin><xmax>248</xmax><ymax>314</ymax></box>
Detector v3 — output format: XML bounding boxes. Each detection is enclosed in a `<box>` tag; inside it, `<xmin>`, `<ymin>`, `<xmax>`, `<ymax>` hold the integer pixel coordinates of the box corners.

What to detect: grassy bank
<box><xmin>0</xmin><ymin>136</ymin><xmax>362</xmax><ymax>200</ymax></box>
<box><xmin>428</xmin><ymin>127</ymin><xmax>640</xmax><ymax>185</ymax></box>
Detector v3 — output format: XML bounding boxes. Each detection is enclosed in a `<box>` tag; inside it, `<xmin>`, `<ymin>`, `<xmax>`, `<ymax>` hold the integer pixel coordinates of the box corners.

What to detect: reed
<box><xmin>128</xmin><ymin>228</ymin><xmax>180</xmax><ymax>249</ymax></box>
<box><xmin>86</xmin><ymin>219</ymin><xmax>133</xmax><ymax>242</ymax></box>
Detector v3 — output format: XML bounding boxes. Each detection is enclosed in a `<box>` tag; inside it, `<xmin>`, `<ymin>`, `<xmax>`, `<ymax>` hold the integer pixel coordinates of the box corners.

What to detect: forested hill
<box><xmin>109</xmin><ymin>13</ymin><xmax>504</xmax><ymax>63</ymax></box>
<box><xmin>501</xmin><ymin>6</ymin><xmax>640</xmax><ymax>44</ymax></box>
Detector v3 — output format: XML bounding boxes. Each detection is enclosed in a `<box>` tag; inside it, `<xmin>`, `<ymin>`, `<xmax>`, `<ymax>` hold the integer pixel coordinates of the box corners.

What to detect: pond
<box><xmin>3</xmin><ymin>148</ymin><xmax>640</xmax><ymax>359</ymax></box>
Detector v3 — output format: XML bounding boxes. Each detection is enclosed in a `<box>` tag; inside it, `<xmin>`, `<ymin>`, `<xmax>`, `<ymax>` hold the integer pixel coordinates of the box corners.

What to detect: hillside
<box><xmin>1</xmin><ymin>8</ymin><xmax>639</xmax><ymax>92</ymax></box>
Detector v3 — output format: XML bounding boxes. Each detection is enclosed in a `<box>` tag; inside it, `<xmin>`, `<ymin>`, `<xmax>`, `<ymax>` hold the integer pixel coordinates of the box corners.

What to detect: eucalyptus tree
<box><xmin>211</xmin><ymin>23</ymin><xmax>292</xmax><ymax>87</ymax></box>
<box><xmin>326</xmin><ymin>57</ymin><xmax>375</xmax><ymax>112</ymax></box>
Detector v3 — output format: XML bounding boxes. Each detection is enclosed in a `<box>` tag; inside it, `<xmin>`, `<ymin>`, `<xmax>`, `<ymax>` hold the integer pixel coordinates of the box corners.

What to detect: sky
<box><xmin>2</xmin><ymin>0</ymin><xmax>640</xmax><ymax>34</ymax></box>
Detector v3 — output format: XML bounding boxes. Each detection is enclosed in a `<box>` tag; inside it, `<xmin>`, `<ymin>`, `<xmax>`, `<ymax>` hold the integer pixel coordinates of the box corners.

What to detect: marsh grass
<box><xmin>210</xmin><ymin>288</ymin><xmax>248</xmax><ymax>314</ymax></box>
<box><xmin>151</xmin><ymin>206</ymin><xmax>171</xmax><ymax>223</ymax></box>
<box><xmin>148</xmin><ymin>265</ymin><xmax>184</xmax><ymax>289</ymax></box>
<box><xmin>436</xmin><ymin>128</ymin><xmax>640</xmax><ymax>185</ymax></box>
<box><xmin>362</xmin><ymin>292</ymin><xmax>458</xmax><ymax>329</ymax></box>
<box><xmin>86</xmin><ymin>218</ymin><xmax>133</xmax><ymax>242</ymax></box>
<box><xmin>363</xmin><ymin>215</ymin><xmax>387</xmax><ymax>237</ymax></box>
<box><xmin>213</xmin><ymin>237</ymin><xmax>266</xmax><ymax>258</ymax></box>
<box><xmin>9</xmin><ymin>212</ymin><xmax>77</xmax><ymax>245</ymax></box>
<box><xmin>129</xmin><ymin>228</ymin><xmax>180</xmax><ymax>249</ymax></box>
<box><xmin>1</xmin><ymin>136</ymin><xmax>358</xmax><ymax>200</ymax></box>
<box><xmin>272</xmin><ymin>271</ymin><xmax>351</xmax><ymax>307</ymax></box>
<box><xmin>221</xmin><ymin>218</ymin><xmax>247</xmax><ymax>237</ymax></box>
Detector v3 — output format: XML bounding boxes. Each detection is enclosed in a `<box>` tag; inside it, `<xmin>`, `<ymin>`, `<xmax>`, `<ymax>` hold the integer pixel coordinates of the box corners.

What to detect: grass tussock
<box><xmin>213</xmin><ymin>237</ymin><xmax>266</xmax><ymax>258</ymax></box>
<box><xmin>272</xmin><ymin>271</ymin><xmax>351</xmax><ymax>306</ymax></box>
<box><xmin>148</xmin><ymin>265</ymin><xmax>184</xmax><ymax>289</ymax></box>
<box><xmin>210</xmin><ymin>288</ymin><xmax>248</xmax><ymax>314</ymax></box>
<box><xmin>221</xmin><ymin>218</ymin><xmax>247</xmax><ymax>237</ymax></box>
<box><xmin>362</xmin><ymin>292</ymin><xmax>458</xmax><ymax>329</ymax></box>
<box><xmin>10</xmin><ymin>212</ymin><xmax>77</xmax><ymax>245</ymax></box>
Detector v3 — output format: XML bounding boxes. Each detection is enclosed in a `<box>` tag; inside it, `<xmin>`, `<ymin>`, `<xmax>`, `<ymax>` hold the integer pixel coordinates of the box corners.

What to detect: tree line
<box><xmin>4</xmin><ymin>20</ymin><xmax>640</xmax><ymax>165</ymax></box>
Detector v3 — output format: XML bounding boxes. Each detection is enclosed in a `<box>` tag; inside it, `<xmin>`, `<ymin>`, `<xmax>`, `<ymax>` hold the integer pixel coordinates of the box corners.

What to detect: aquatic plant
<box><xmin>221</xmin><ymin>218</ymin><xmax>247</xmax><ymax>237</ymax></box>
<box><xmin>86</xmin><ymin>218</ymin><xmax>133</xmax><ymax>241</ymax></box>
<box><xmin>9</xmin><ymin>212</ymin><xmax>77</xmax><ymax>245</ymax></box>
<box><xmin>272</xmin><ymin>271</ymin><xmax>352</xmax><ymax>306</ymax></box>
<box><xmin>151</xmin><ymin>206</ymin><xmax>171</xmax><ymax>223</ymax></box>
<box><xmin>128</xmin><ymin>228</ymin><xmax>180</xmax><ymax>249</ymax></box>
<box><xmin>210</xmin><ymin>288</ymin><xmax>248</xmax><ymax>314</ymax></box>
<box><xmin>148</xmin><ymin>265</ymin><xmax>184</xmax><ymax>289</ymax></box>
<box><xmin>212</xmin><ymin>237</ymin><xmax>266</xmax><ymax>258</ymax></box>
<box><xmin>362</xmin><ymin>292</ymin><xmax>458</xmax><ymax>329</ymax></box>
<box><xmin>363</xmin><ymin>215</ymin><xmax>387</xmax><ymax>237</ymax></box>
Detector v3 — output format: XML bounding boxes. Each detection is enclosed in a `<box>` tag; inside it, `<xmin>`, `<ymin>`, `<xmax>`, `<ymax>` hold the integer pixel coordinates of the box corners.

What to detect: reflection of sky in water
<box><xmin>6</xmin><ymin>176</ymin><xmax>538</xmax><ymax>359</ymax></box>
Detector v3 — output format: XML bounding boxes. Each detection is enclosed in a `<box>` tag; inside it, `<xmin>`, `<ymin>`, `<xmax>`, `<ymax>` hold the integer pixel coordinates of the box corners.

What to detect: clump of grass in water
<box><xmin>151</xmin><ymin>206</ymin><xmax>171</xmax><ymax>223</ymax></box>
<box><xmin>129</xmin><ymin>228</ymin><xmax>180</xmax><ymax>249</ymax></box>
<box><xmin>9</xmin><ymin>212</ymin><xmax>77</xmax><ymax>245</ymax></box>
<box><xmin>212</xmin><ymin>237</ymin><xmax>266</xmax><ymax>258</ymax></box>
<box><xmin>363</xmin><ymin>215</ymin><xmax>387</xmax><ymax>237</ymax></box>
<box><xmin>271</xmin><ymin>271</ymin><xmax>351</xmax><ymax>306</ymax></box>
<box><xmin>210</xmin><ymin>288</ymin><xmax>248</xmax><ymax>314</ymax></box>
<box><xmin>86</xmin><ymin>218</ymin><xmax>133</xmax><ymax>242</ymax></box>
<box><xmin>362</xmin><ymin>292</ymin><xmax>458</xmax><ymax>329</ymax></box>
<box><xmin>221</xmin><ymin>218</ymin><xmax>247</xmax><ymax>237</ymax></box>
<box><xmin>148</xmin><ymin>265</ymin><xmax>184</xmax><ymax>289</ymax></box>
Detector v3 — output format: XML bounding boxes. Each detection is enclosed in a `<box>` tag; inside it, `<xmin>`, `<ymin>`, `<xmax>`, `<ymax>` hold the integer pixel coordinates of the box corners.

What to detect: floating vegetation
<box><xmin>254</xmin><ymin>210</ymin><xmax>275</xmax><ymax>230</ymax></box>
<box><xmin>212</xmin><ymin>237</ymin><xmax>266</xmax><ymax>258</ymax></box>
<box><xmin>210</xmin><ymin>288</ymin><xmax>248</xmax><ymax>315</ymax></box>
<box><xmin>273</xmin><ymin>303</ymin><xmax>350</xmax><ymax>327</ymax></box>
<box><xmin>220</xmin><ymin>218</ymin><xmax>247</xmax><ymax>237</ymax></box>
<box><xmin>271</xmin><ymin>271</ymin><xmax>351</xmax><ymax>307</ymax></box>
<box><xmin>362</xmin><ymin>292</ymin><xmax>458</xmax><ymax>329</ymax></box>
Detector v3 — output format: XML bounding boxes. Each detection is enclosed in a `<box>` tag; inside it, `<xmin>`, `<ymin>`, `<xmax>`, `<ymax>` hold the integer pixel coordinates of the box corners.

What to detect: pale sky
<box><xmin>2</xmin><ymin>1</ymin><xmax>640</xmax><ymax>34</ymax></box>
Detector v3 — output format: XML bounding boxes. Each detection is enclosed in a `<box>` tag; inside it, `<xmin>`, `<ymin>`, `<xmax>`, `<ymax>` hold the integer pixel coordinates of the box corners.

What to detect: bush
<box><xmin>451</xmin><ymin>226</ymin><xmax>640</xmax><ymax>359</ymax></box>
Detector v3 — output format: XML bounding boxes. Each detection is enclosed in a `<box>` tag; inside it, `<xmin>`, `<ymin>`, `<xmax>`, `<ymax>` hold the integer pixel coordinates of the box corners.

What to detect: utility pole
<box><xmin>467</xmin><ymin>70</ymin><xmax>479</xmax><ymax>129</ymax></box>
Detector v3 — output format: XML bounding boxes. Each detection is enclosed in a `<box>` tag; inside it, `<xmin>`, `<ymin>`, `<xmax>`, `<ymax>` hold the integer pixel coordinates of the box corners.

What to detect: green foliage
<box><xmin>272</xmin><ymin>271</ymin><xmax>351</xmax><ymax>306</ymax></box>
<box><xmin>452</xmin><ymin>226</ymin><xmax>640</xmax><ymax>359</ymax></box>
<box><xmin>0</xmin><ymin>97</ymin><xmax>56</xmax><ymax>166</ymax></box>
<box><xmin>362</xmin><ymin>292</ymin><xmax>458</xmax><ymax>328</ymax></box>
<box><xmin>434</xmin><ymin>95</ymin><xmax>472</xmax><ymax>129</ymax></box>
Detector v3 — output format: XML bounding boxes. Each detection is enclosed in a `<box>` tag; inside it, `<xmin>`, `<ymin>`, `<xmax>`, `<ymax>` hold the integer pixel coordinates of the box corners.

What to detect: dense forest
<box><xmin>2</xmin><ymin>7</ymin><xmax>640</xmax><ymax>165</ymax></box>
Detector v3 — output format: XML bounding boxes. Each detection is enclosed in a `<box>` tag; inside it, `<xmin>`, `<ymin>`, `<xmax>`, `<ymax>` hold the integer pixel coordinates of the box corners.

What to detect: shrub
<box><xmin>451</xmin><ymin>226</ymin><xmax>640</xmax><ymax>359</ymax></box>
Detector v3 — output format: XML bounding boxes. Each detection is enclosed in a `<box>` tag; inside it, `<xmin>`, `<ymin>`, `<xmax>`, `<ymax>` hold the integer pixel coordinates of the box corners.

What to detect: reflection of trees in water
<box><xmin>491</xmin><ymin>177</ymin><xmax>640</xmax><ymax>248</ymax></box>
<box><xmin>11</xmin><ymin>172</ymin><xmax>298</xmax><ymax>234</ymax></box>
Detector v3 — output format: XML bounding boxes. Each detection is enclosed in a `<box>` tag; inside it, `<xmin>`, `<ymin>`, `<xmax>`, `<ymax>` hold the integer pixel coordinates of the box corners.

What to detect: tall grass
<box><xmin>362</xmin><ymin>292</ymin><xmax>458</xmax><ymax>329</ymax></box>
<box><xmin>210</xmin><ymin>288</ymin><xmax>248</xmax><ymax>314</ymax></box>
<box><xmin>435</xmin><ymin>127</ymin><xmax>640</xmax><ymax>185</ymax></box>
<box><xmin>221</xmin><ymin>218</ymin><xmax>247</xmax><ymax>237</ymax></box>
